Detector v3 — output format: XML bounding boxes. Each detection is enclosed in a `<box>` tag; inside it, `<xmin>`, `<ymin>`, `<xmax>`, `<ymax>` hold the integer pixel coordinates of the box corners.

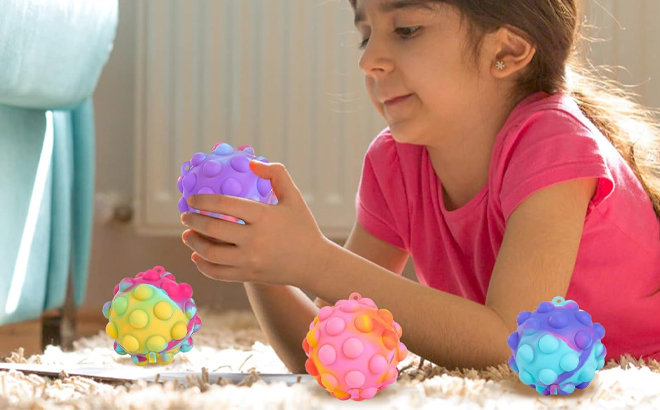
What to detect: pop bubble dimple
<box><xmin>507</xmin><ymin>296</ymin><xmax>606</xmax><ymax>396</ymax></box>
<box><xmin>303</xmin><ymin>292</ymin><xmax>407</xmax><ymax>401</ymax></box>
<box><xmin>177</xmin><ymin>143</ymin><xmax>277</xmax><ymax>223</ymax></box>
<box><xmin>103</xmin><ymin>266</ymin><xmax>202</xmax><ymax>366</ymax></box>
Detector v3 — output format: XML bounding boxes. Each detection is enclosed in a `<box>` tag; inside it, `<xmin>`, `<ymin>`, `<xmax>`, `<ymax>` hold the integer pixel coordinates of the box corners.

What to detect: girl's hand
<box><xmin>180</xmin><ymin>160</ymin><xmax>328</xmax><ymax>287</ymax></box>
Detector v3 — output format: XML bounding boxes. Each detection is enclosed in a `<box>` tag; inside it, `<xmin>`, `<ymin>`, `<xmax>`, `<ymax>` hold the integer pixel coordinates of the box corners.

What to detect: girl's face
<box><xmin>354</xmin><ymin>0</ymin><xmax>492</xmax><ymax>146</ymax></box>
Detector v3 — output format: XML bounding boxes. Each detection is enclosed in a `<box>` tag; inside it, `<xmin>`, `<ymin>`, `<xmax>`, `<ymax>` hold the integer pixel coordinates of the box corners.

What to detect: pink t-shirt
<box><xmin>356</xmin><ymin>91</ymin><xmax>660</xmax><ymax>361</ymax></box>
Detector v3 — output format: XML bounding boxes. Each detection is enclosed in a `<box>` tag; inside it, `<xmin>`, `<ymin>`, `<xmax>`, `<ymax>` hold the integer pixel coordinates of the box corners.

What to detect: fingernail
<box><xmin>187</xmin><ymin>196</ymin><xmax>194</xmax><ymax>206</ymax></box>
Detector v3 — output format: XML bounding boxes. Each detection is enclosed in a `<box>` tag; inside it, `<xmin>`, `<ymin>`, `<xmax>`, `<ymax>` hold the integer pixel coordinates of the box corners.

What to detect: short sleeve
<box><xmin>356</xmin><ymin>132</ymin><xmax>408</xmax><ymax>250</ymax></box>
<box><xmin>500</xmin><ymin>109</ymin><xmax>615</xmax><ymax>221</ymax></box>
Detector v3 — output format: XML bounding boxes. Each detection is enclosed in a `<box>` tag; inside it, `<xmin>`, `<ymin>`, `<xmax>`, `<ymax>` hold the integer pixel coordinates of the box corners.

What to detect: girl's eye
<box><xmin>395</xmin><ymin>26</ymin><xmax>421</xmax><ymax>38</ymax></box>
<box><xmin>357</xmin><ymin>26</ymin><xmax>421</xmax><ymax>50</ymax></box>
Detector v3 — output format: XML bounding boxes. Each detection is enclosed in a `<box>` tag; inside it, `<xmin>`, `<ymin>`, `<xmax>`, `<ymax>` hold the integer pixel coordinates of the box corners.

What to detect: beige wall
<box><xmin>85</xmin><ymin>0</ymin><xmax>417</xmax><ymax>310</ymax></box>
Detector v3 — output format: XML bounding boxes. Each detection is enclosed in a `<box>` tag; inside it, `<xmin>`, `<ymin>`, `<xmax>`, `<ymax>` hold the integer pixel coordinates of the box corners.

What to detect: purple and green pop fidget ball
<box><xmin>507</xmin><ymin>296</ymin><xmax>606</xmax><ymax>396</ymax></box>
<box><xmin>177</xmin><ymin>143</ymin><xmax>278</xmax><ymax>223</ymax></box>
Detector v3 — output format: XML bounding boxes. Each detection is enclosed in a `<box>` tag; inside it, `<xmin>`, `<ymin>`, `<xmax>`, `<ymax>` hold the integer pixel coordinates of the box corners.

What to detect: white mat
<box><xmin>1</xmin><ymin>310</ymin><xmax>659</xmax><ymax>409</ymax></box>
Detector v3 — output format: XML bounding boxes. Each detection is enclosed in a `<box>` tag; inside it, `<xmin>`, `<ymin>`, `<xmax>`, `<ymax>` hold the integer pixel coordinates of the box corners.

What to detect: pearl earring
<box><xmin>495</xmin><ymin>60</ymin><xmax>506</xmax><ymax>71</ymax></box>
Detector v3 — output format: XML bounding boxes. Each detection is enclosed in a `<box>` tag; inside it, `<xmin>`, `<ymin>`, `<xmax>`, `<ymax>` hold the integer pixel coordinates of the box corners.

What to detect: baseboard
<box><xmin>0</xmin><ymin>307</ymin><xmax>108</xmax><ymax>359</ymax></box>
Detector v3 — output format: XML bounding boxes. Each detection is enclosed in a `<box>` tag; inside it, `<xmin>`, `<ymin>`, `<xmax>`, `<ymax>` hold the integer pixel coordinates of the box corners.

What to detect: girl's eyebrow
<box><xmin>353</xmin><ymin>1</ymin><xmax>433</xmax><ymax>26</ymax></box>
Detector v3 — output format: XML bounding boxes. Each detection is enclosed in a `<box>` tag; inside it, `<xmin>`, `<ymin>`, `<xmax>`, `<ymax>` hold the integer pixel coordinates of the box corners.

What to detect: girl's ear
<box><xmin>489</xmin><ymin>26</ymin><xmax>536</xmax><ymax>78</ymax></box>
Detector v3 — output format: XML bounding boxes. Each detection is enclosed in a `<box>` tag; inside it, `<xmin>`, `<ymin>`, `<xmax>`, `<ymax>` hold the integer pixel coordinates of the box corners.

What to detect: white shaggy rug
<box><xmin>1</xmin><ymin>310</ymin><xmax>660</xmax><ymax>409</ymax></box>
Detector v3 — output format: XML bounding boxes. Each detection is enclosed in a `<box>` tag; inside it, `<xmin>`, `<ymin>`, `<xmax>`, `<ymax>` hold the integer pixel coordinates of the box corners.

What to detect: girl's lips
<box><xmin>384</xmin><ymin>94</ymin><xmax>412</xmax><ymax>106</ymax></box>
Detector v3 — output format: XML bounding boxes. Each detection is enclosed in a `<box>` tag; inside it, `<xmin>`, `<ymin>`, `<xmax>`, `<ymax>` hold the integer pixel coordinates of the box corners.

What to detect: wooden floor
<box><xmin>0</xmin><ymin>308</ymin><xmax>106</xmax><ymax>359</ymax></box>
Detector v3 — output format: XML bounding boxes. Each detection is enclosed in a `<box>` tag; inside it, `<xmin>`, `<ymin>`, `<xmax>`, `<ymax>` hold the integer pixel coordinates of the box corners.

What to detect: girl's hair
<box><xmin>349</xmin><ymin>0</ymin><xmax>660</xmax><ymax>221</ymax></box>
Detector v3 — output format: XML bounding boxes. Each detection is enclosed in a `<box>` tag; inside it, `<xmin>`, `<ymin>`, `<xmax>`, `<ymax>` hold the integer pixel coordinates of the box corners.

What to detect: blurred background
<box><xmin>88</xmin><ymin>0</ymin><xmax>660</xmax><ymax>311</ymax></box>
<box><xmin>89</xmin><ymin>0</ymin><xmax>394</xmax><ymax>312</ymax></box>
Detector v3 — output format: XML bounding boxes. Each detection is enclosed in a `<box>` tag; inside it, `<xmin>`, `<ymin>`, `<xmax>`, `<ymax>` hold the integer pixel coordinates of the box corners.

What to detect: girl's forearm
<box><xmin>243</xmin><ymin>282</ymin><xmax>318</xmax><ymax>373</ymax></box>
<box><xmin>304</xmin><ymin>239</ymin><xmax>512</xmax><ymax>370</ymax></box>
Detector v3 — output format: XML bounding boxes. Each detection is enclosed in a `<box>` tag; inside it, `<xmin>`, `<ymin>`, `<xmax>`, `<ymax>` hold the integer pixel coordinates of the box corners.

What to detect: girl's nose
<box><xmin>358</xmin><ymin>36</ymin><xmax>394</xmax><ymax>77</ymax></box>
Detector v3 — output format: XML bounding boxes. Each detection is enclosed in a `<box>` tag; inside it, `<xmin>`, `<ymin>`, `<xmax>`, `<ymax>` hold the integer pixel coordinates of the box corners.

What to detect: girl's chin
<box><xmin>388</xmin><ymin>124</ymin><xmax>421</xmax><ymax>145</ymax></box>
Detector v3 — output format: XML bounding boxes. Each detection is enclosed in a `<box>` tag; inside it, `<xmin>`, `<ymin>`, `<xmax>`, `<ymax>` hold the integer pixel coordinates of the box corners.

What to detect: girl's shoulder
<box><xmin>365</xmin><ymin>127</ymin><xmax>424</xmax><ymax>161</ymax></box>
<box><xmin>364</xmin><ymin>128</ymin><xmax>427</xmax><ymax>181</ymax></box>
<box><xmin>494</xmin><ymin>91</ymin><xmax>613</xmax><ymax>165</ymax></box>
<box><xmin>365</xmin><ymin>127</ymin><xmax>397</xmax><ymax>156</ymax></box>
<box><xmin>492</xmin><ymin>92</ymin><xmax>617</xmax><ymax>221</ymax></box>
<box><xmin>501</xmin><ymin>91</ymin><xmax>596</xmax><ymax>141</ymax></box>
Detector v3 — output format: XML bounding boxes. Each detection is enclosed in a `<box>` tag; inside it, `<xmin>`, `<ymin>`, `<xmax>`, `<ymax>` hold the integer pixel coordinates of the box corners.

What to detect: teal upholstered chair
<box><xmin>0</xmin><ymin>0</ymin><xmax>118</xmax><ymax>346</ymax></box>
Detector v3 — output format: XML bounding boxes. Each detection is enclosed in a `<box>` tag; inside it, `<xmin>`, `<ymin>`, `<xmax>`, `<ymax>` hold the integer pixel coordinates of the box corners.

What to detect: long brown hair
<box><xmin>349</xmin><ymin>0</ymin><xmax>660</xmax><ymax>220</ymax></box>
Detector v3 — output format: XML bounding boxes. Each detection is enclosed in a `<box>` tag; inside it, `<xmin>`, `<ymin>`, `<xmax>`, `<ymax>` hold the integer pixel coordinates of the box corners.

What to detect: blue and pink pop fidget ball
<box><xmin>177</xmin><ymin>143</ymin><xmax>277</xmax><ymax>223</ymax></box>
<box><xmin>507</xmin><ymin>296</ymin><xmax>606</xmax><ymax>396</ymax></box>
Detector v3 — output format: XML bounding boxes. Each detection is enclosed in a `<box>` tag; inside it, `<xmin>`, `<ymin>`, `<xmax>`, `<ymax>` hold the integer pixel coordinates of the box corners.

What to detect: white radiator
<box><xmin>134</xmin><ymin>0</ymin><xmax>386</xmax><ymax>238</ymax></box>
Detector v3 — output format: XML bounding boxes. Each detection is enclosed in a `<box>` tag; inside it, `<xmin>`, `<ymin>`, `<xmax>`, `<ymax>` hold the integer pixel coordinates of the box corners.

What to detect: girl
<box><xmin>180</xmin><ymin>0</ymin><xmax>660</xmax><ymax>372</ymax></box>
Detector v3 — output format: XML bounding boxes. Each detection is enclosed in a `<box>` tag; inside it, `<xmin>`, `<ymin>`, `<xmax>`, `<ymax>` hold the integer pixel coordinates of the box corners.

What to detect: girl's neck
<box><xmin>427</xmin><ymin>93</ymin><xmax>521</xmax><ymax>211</ymax></box>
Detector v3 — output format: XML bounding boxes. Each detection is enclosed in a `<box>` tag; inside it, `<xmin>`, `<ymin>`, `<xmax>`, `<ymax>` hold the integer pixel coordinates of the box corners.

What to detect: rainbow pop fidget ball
<box><xmin>507</xmin><ymin>296</ymin><xmax>606</xmax><ymax>396</ymax></box>
<box><xmin>303</xmin><ymin>292</ymin><xmax>407</xmax><ymax>401</ymax></box>
<box><xmin>102</xmin><ymin>266</ymin><xmax>202</xmax><ymax>366</ymax></box>
<box><xmin>177</xmin><ymin>143</ymin><xmax>277</xmax><ymax>223</ymax></box>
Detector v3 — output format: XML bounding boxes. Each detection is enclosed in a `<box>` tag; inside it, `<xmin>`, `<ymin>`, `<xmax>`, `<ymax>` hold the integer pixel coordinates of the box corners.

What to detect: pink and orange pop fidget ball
<box><xmin>303</xmin><ymin>292</ymin><xmax>408</xmax><ymax>401</ymax></box>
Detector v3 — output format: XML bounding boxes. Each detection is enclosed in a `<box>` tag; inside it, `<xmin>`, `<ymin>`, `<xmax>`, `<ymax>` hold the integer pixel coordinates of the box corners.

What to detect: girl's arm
<box><xmin>314</xmin><ymin>222</ymin><xmax>409</xmax><ymax>309</ymax></box>
<box><xmin>246</xmin><ymin>222</ymin><xmax>409</xmax><ymax>373</ymax></box>
<box><xmin>243</xmin><ymin>283</ymin><xmax>319</xmax><ymax>373</ymax></box>
<box><xmin>303</xmin><ymin>177</ymin><xmax>597</xmax><ymax>370</ymax></box>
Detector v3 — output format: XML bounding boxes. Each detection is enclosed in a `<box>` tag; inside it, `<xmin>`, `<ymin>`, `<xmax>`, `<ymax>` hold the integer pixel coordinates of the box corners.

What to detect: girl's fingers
<box><xmin>181</xmin><ymin>211</ymin><xmax>247</xmax><ymax>244</ymax></box>
<box><xmin>183</xmin><ymin>230</ymin><xmax>243</xmax><ymax>266</ymax></box>
<box><xmin>192</xmin><ymin>254</ymin><xmax>248</xmax><ymax>282</ymax></box>
<box><xmin>187</xmin><ymin>194</ymin><xmax>263</xmax><ymax>223</ymax></box>
<box><xmin>248</xmin><ymin>161</ymin><xmax>297</xmax><ymax>203</ymax></box>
